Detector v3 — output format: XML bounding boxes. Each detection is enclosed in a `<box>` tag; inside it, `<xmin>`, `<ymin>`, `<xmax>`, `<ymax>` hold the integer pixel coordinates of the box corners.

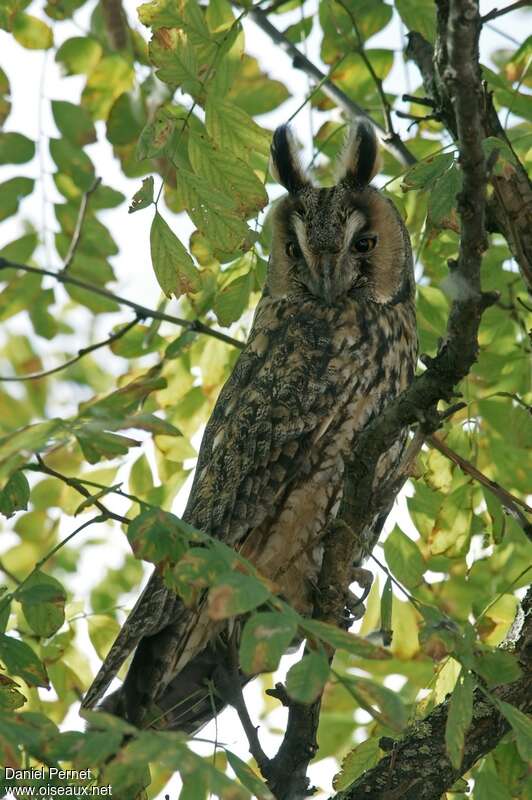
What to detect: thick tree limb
<box><xmin>331</xmin><ymin>587</ymin><xmax>532</xmax><ymax>799</ymax></box>
<box><xmin>242</xmin><ymin>6</ymin><xmax>417</xmax><ymax>167</ymax></box>
<box><xmin>0</xmin><ymin>258</ymin><xmax>243</xmax><ymax>350</ymax></box>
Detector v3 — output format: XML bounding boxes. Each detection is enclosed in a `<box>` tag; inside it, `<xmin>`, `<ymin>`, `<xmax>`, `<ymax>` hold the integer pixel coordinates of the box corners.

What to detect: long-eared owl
<box><xmin>82</xmin><ymin>120</ymin><xmax>417</xmax><ymax>733</ymax></box>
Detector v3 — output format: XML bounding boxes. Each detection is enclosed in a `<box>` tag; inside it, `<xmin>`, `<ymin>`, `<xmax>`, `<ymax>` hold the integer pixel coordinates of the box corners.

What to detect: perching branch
<box><xmin>0</xmin><ymin>258</ymin><xmax>244</xmax><ymax>350</ymax></box>
<box><xmin>428</xmin><ymin>433</ymin><xmax>532</xmax><ymax>538</ymax></box>
<box><xmin>243</xmin><ymin>5</ymin><xmax>417</xmax><ymax>167</ymax></box>
<box><xmin>331</xmin><ymin>586</ymin><xmax>532</xmax><ymax>800</ymax></box>
<box><xmin>0</xmin><ymin>315</ymin><xmax>139</xmax><ymax>383</ymax></box>
<box><xmin>62</xmin><ymin>177</ymin><xmax>102</xmax><ymax>274</ymax></box>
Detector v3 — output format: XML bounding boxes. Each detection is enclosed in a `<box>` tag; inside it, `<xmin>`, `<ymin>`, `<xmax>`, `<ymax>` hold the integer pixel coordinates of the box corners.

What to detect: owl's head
<box><xmin>268</xmin><ymin>121</ymin><xmax>414</xmax><ymax>306</ymax></box>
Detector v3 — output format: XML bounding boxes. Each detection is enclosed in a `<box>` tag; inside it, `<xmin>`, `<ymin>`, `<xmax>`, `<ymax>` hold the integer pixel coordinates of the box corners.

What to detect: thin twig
<box><xmin>336</xmin><ymin>0</ymin><xmax>402</xmax><ymax>146</ymax></box>
<box><xmin>428</xmin><ymin>433</ymin><xmax>532</xmax><ymax>537</ymax></box>
<box><xmin>244</xmin><ymin>5</ymin><xmax>417</xmax><ymax>167</ymax></box>
<box><xmin>62</xmin><ymin>177</ymin><xmax>102</xmax><ymax>273</ymax></box>
<box><xmin>33</xmin><ymin>456</ymin><xmax>130</xmax><ymax>525</ymax></box>
<box><xmin>0</xmin><ymin>258</ymin><xmax>243</xmax><ymax>350</ymax></box>
<box><xmin>482</xmin><ymin>0</ymin><xmax>531</xmax><ymax>23</ymax></box>
<box><xmin>0</xmin><ymin>316</ymin><xmax>139</xmax><ymax>382</ymax></box>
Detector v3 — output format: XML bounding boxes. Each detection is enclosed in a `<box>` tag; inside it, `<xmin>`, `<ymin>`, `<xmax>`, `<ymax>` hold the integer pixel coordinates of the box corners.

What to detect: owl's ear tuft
<box><xmin>337</xmin><ymin>120</ymin><xmax>381</xmax><ymax>187</ymax></box>
<box><xmin>270</xmin><ymin>125</ymin><xmax>308</xmax><ymax>194</ymax></box>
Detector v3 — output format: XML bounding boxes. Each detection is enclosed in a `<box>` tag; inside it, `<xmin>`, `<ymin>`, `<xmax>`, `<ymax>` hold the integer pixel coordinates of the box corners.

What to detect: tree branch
<box><xmin>242</xmin><ymin>6</ymin><xmax>417</xmax><ymax>167</ymax></box>
<box><xmin>482</xmin><ymin>0</ymin><xmax>531</xmax><ymax>23</ymax></box>
<box><xmin>0</xmin><ymin>258</ymin><xmax>244</xmax><ymax>350</ymax></box>
<box><xmin>32</xmin><ymin>456</ymin><xmax>130</xmax><ymax>526</ymax></box>
<box><xmin>62</xmin><ymin>177</ymin><xmax>102</xmax><ymax>274</ymax></box>
<box><xmin>0</xmin><ymin>315</ymin><xmax>139</xmax><ymax>383</ymax></box>
<box><xmin>428</xmin><ymin>433</ymin><xmax>532</xmax><ymax>538</ymax></box>
<box><xmin>101</xmin><ymin>0</ymin><xmax>130</xmax><ymax>50</ymax></box>
<box><xmin>331</xmin><ymin>586</ymin><xmax>532</xmax><ymax>799</ymax></box>
<box><xmin>335</xmin><ymin>0</ymin><xmax>407</xmax><ymax>153</ymax></box>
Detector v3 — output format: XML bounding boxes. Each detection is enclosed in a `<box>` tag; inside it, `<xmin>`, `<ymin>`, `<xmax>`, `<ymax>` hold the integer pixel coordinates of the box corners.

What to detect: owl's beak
<box><xmin>319</xmin><ymin>258</ymin><xmax>337</xmax><ymax>304</ymax></box>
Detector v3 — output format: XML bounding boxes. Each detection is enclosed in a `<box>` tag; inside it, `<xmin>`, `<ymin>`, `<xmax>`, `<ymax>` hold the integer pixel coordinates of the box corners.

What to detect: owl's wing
<box><xmin>83</xmin><ymin>295</ymin><xmax>359</xmax><ymax>713</ymax></box>
<box><xmin>183</xmin><ymin>294</ymin><xmax>349</xmax><ymax>541</ymax></box>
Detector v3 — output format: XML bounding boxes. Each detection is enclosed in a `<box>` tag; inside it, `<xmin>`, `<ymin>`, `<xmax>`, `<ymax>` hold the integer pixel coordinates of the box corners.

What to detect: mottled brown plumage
<box><xmin>82</xmin><ymin>121</ymin><xmax>417</xmax><ymax>732</ymax></box>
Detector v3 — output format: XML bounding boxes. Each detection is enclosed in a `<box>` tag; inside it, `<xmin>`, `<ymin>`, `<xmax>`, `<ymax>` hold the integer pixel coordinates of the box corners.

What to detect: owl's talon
<box><xmin>351</xmin><ymin>567</ymin><xmax>374</xmax><ymax>603</ymax></box>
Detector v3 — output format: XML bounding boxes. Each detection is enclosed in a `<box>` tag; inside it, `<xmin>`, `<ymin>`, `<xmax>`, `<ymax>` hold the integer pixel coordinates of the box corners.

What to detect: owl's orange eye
<box><xmin>286</xmin><ymin>240</ymin><xmax>302</xmax><ymax>259</ymax></box>
<box><xmin>352</xmin><ymin>235</ymin><xmax>377</xmax><ymax>254</ymax></box>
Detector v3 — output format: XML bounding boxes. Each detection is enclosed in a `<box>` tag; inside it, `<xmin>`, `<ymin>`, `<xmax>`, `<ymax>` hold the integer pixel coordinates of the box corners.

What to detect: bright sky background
<box><xmin>0</xmin><ymin>1</ymin><xmax>526</xmax><ymax>797</ymax></box>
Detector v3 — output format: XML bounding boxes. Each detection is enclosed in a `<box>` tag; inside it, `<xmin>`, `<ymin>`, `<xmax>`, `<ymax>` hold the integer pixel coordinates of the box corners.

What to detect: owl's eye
<box><xmin>352</xmin><ymin>235</ymin><xmax>377</xmax><ymax>254</ymax></box>
<box><xmin>285</xmin><ymin>240</ymin><xmax>302</xmax><ymax>259</ymax></box>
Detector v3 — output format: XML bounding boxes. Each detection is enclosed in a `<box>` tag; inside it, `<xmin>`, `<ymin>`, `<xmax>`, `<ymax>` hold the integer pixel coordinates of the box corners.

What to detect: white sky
<box><xmin>0</xmin><ymin>1</ymin><xmax>526</xmax><ymax>797</ymax></box>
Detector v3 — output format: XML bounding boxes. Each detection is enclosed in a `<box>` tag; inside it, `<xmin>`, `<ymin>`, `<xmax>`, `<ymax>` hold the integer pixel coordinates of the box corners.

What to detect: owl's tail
<box><xmin>81</xmin><ymin>572</ymin><xmax>181</xmax><ymax>712</ymax></box>
<box><xmin>98</xmin><ymin>625</ymin><xmax>249</xmax><ymax>734</ymax></box>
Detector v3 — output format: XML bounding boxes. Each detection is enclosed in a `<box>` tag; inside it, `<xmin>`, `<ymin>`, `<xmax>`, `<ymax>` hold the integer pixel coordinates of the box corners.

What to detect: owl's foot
<box><xmin>340</xmin><ymin>567</ymin><xmax>374</xmax><ymax>628</ymax></box>
<box><xmin>352</xmin><ymin>566</ymin><xmax>374</xmax><ymax>602</ymax></box>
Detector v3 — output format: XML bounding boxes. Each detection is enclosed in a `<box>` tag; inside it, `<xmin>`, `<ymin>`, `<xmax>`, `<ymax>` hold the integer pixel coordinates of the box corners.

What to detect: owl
<box><xmin>82</xmin><ymin>120</ymin><xmax>417</xmax><ymax>733</ymax></box>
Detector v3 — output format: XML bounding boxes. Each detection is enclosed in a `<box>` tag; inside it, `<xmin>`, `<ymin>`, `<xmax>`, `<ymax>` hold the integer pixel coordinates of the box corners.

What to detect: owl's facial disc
<box><xmin>289</xmin><ymin>201</ymin><xmax>376</xmax><ymax>303</ymax></box>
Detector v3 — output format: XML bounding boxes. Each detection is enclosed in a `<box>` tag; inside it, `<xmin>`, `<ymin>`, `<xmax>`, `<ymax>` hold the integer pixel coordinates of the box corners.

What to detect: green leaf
<box><xmin>129</xmin><ymin>176</ymin><xmax>154</xmax><ymax>213</ymax></box>
<box><xmin>286</xmin><ymin>649</ymin><xmax>329</xmax><ymax>704</ymax></box>
<box><xmin>150</xmin><ymin>211</ymin><xmax>200</xmax><ymax>297</ymax></box>
<box><xmin>349</xmin><ymin>677</ymin><xmax>407</xmax><ymax>731</ymax></box>
<box><xmin>18</xmin><ymin>571</ymin><xmax>66</xmax><ymax>638</ymax></box>
<box><xmin>88</xmin><ymin>615</ymin><xmax>121</xmax><ymax>661</ymax></box>
<box><xmin>492</xmin><ymin>695</ymin><xmax>532</xmax><ymax>763</ymax></box>
<box><xmin>12</xmin><ymin>12</ymin><xmax>53</xmax><ymax>49</ymax></box>
<box><xmin>0</xmin><ymin>675</ymin><xmax>26</xmax><ymax>710</ymax></box>
<box><xmin>0</xmin><ymin>177</ymin><xmax>34</xmax><ymax>222</ymax></box>
<box><xmin>333</xmin><ymin>737</ymin><xmax>382</xmax><ymax>791</ymax></box>
<box><xmin>127</xmin><ymin>509</ymin><xmax>189</xmax><ymax>565</ymax></box>
<box><xmin>76</xmin><ymin>429</ymin><xmax>140</xmax><ymax>463</ymax></box>
<box><xmin>0</xmin><ymin>132</ymin><xmax>35</xmax><ymax>165</ymax></box>
<box><xmin>49</xmin><ymin>138</ymin><xmax>95</xmax><ymax>192</ymax></box>
<box><xmin>55</xmin><ymin>37</ymin><xmax>102</xmax><ymax>75</ymax></box>
<box><xmin>106</xmin><ymin>92</ymin><xmax>145</xmax><ymax>146</ymax></box>
<box><xmin>445</xmin><ymin>668</ymin><xmax>474</xmax><ymax>769</ymax></box>
<box><xmin>0</xmin><ymin>233</ymin><xmax>38</xmax><ymax>263</ymax></box>
<box><xmin>395</xmin><ymin>0</ymin><xmax>436</xmax><ymax>42</ymax></box>
<box><xmin>472</xmin><ymin>649</ymin><xmax>522</xmax><ymax>688</ymax></box>
<box><xmin>427</xmin><ymin>164</ymin><xmax>462</xmax><ymax>233</ymax></box>
<box><xmin>401</xmin><ymin>153</ymin><xmax>454</xmax><ymax>191</ymax></box>
<box><xmin>188</xmin><ymin>131</ymin><xmax>267</xmax><ymax>216</ymax></box>
<box><xmin>214</xmin><ymin>272</ymin><xmax>252</xmax><ymax>327</ymax></box>
<box><xmin>81</xmin><ymin>55</ymin><xmax>134</xmax><ymax>120</ymax></box>
<box><xmin>301</xmin><ymin>619</ymin><xmax>391</xmax><ymax>659</ymax></box>
<box><xmin>0</xmin><ymin>634</ymin><xmax>49</xmax><ymax>687</ymax></box>
<box><xmin>383</xmin><ymin>527</ymin><xmax>425</xmax><ymax>588</ymax></box>
<box><xmin>208</xmin><ymin>572</ymin><xmax>272</xmax><ymax>620</ymax></box>
<box><xmin>0</xmin><ymin>471</ymin><xmax>30</xmax><ymax>518</ymax></box>
<box><xmin>239</xmin><ymin>611</ymin><xmax>297</xmax><ymax>674</ymax></box>
<box><xmin>149</xmin><ymin>28</ymin><xmax>203</xmax><ymax>95</ymax></box>
<box><xmin>51</xmin><ymin>100</ymin><xmax>97</xmax><ymax>146</ymax></box>
<box><xmin>380</xmin><ymin>575</ymin><xmax>393</xmax><ymax>645</ymax></box>
<box><xmin>205</xmin><ymin>97</ymin><xmax>271</xmax><ymax>158</ymax></box>
<box><xmin>226</xmin><ymin>751</ymin><xmax>274</xmax><ymax>800</ymax></box>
